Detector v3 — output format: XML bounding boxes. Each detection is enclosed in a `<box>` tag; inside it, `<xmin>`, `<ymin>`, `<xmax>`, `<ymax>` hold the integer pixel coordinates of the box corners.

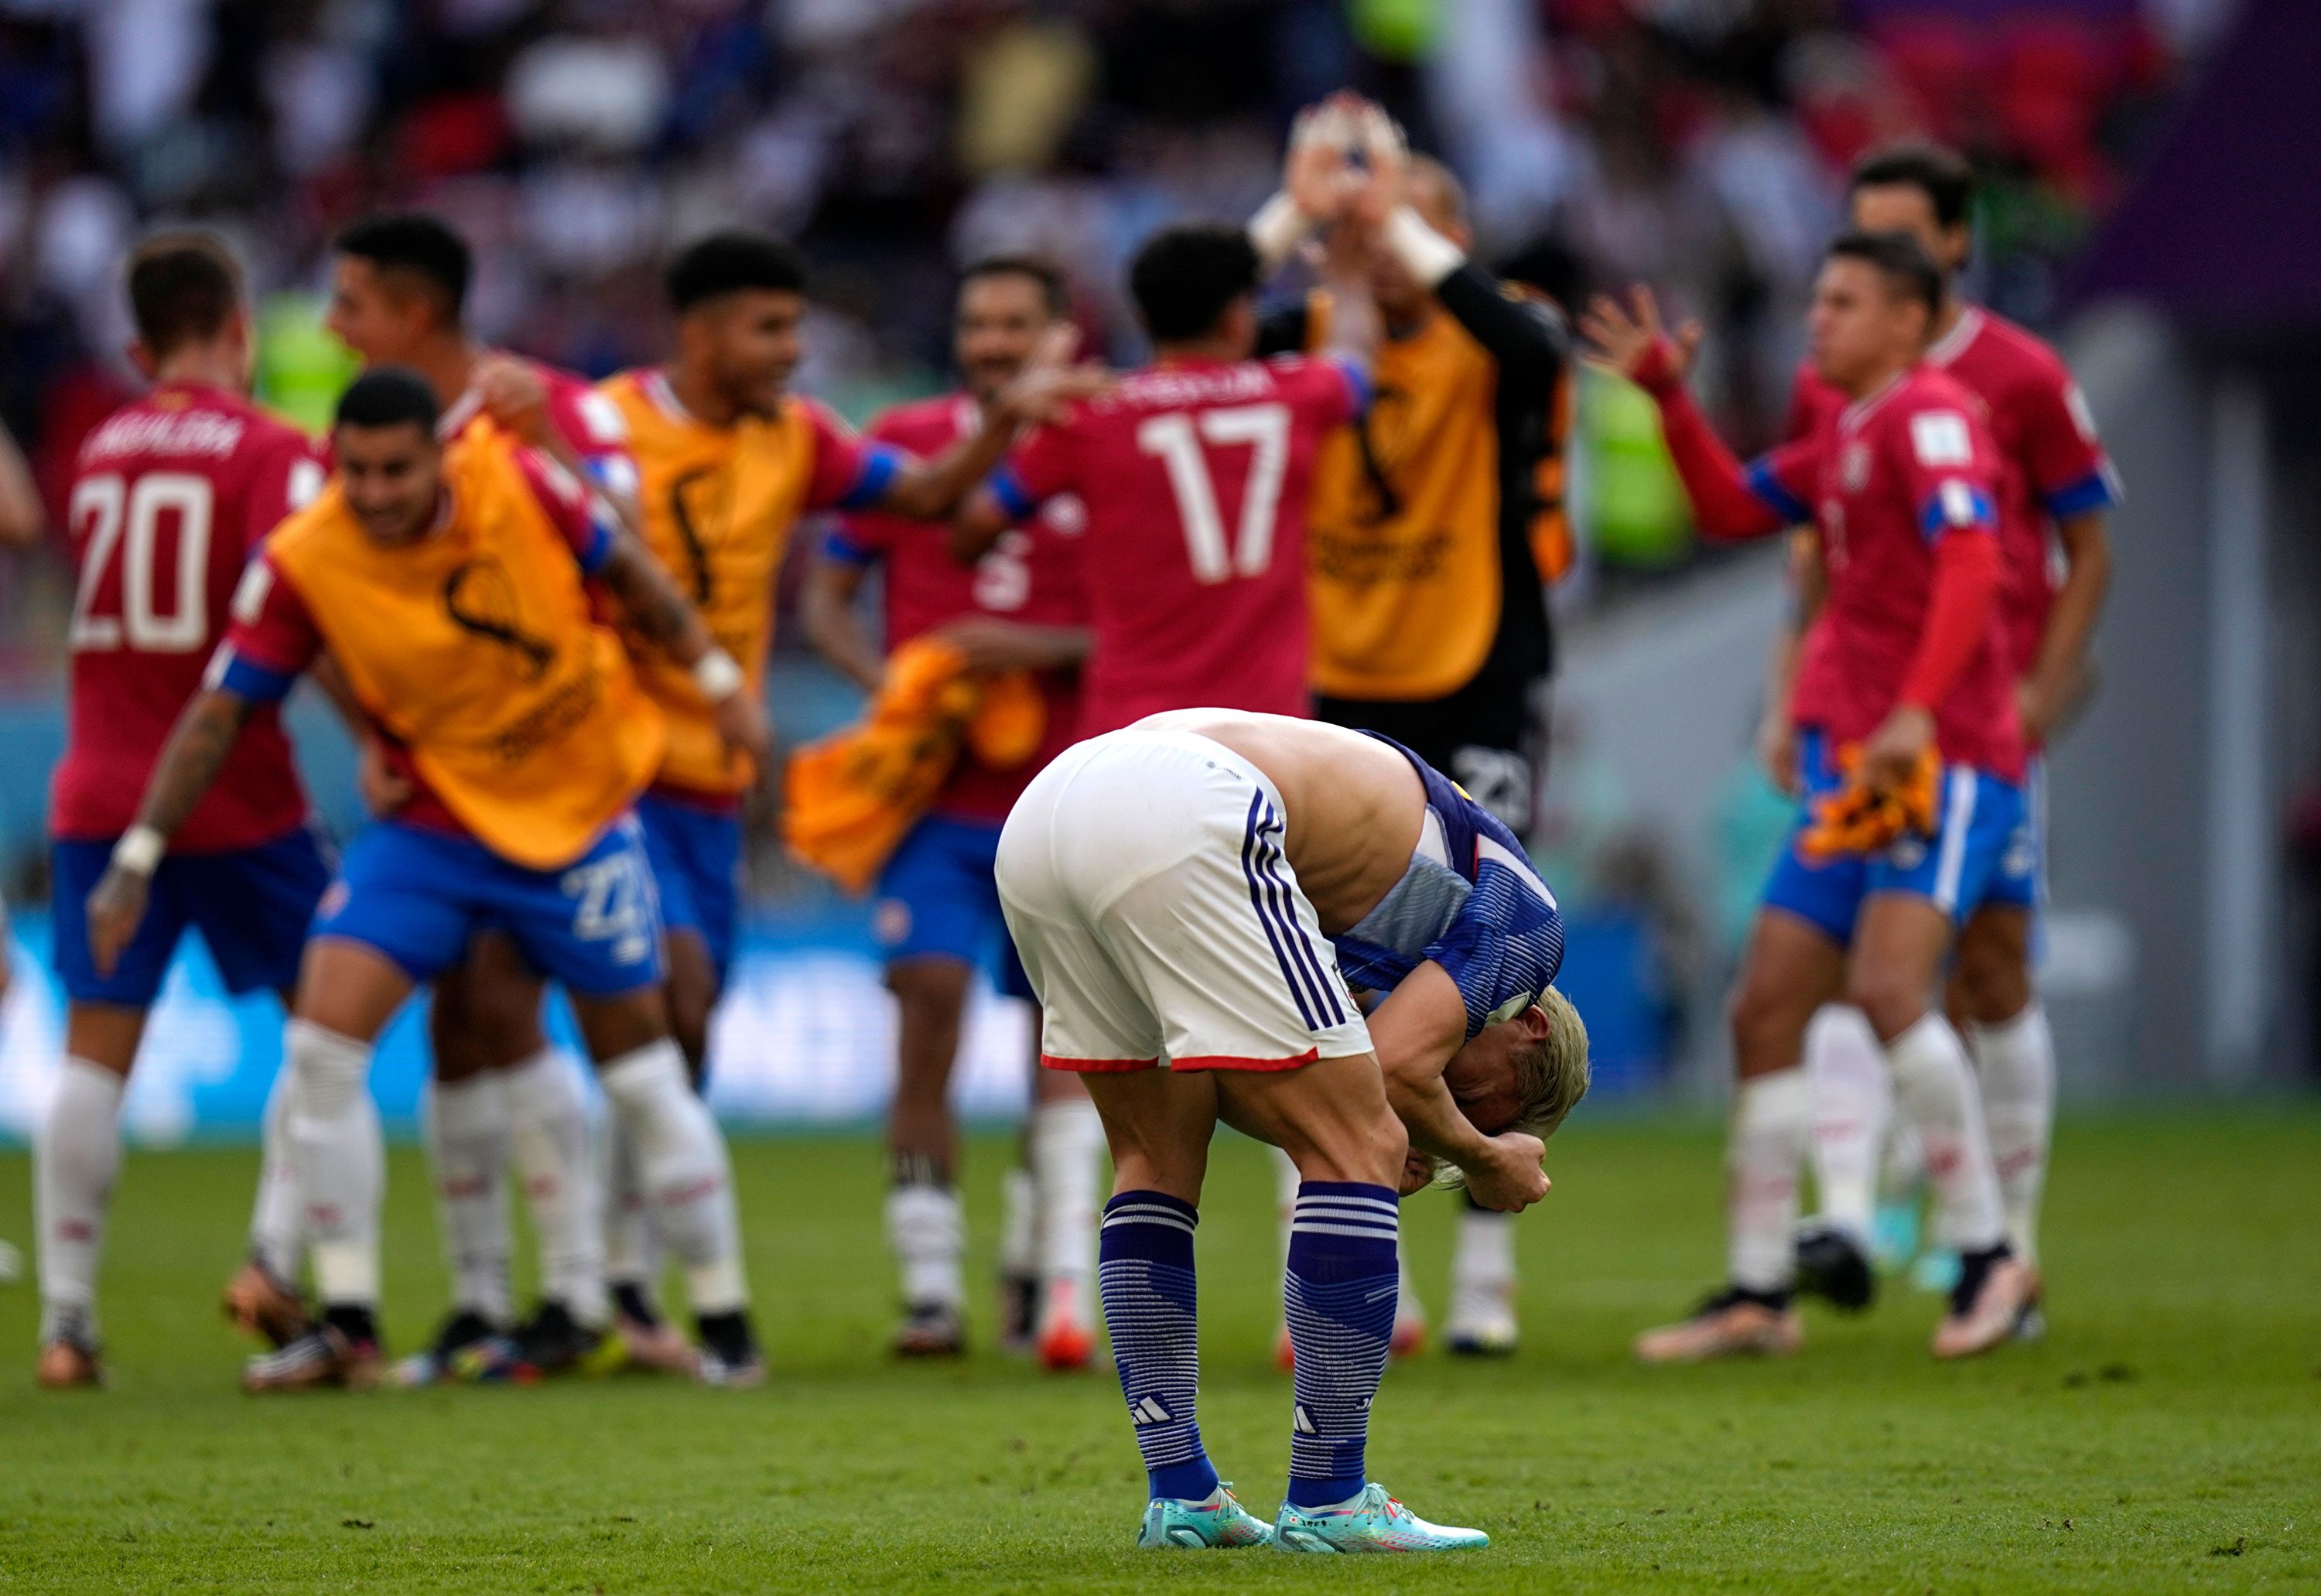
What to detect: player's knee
<box><xmin>1952</xmin><ymin>923</ymin><xmax>2032</xmax><ymax>1026</ymax></box>
<box><xmin>1844</xmin><ymin>965</ymin><xmax>1925</xmax><ymax>1044</ymax></box>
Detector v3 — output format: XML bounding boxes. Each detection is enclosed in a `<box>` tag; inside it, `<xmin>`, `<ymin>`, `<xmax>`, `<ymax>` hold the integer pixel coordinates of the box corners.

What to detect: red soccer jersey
<box><xmin>437</xmin><ymin>355</ymin><xmax>636</xmax><ymax>484</ymax></box>
<box><xmin>1785</xmin><ymin>307</ymin><xmax>2116</xmax><ymax>682</ymax></box>
<box><xmin>1748</xmin><ymin>364</ymin><xmax>2024</xmax><ymax>781</ymax></box>
<box><xmin>832</xmin><ymin>392</ymin><xmax>1089</xmax><ymax>820</ymax></box>
<box><xmin>990</xmin><ymin>354</ymin><xmax>1363</xmax><ymax>737</ymax></box>
<box><xmin>50</xmin><ymin>382</ymin><xmax>325</xmax><ymax>851</ymax></box>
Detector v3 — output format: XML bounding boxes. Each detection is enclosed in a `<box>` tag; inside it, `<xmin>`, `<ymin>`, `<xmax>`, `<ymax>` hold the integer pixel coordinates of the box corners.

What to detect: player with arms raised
<box><xmin>1589</xmin><ymin>232</ymin><xmax>2036</xmax><ymax>1362</ymax></box>
<box><xmin>802</xmin><ymin>255</ymin><xmax>1104</xmax><ymax>1365</ymax></box>
<box><xmin>33</xmin><ymin>234</ymin><xmax>329</xmax><ymax>1386</ymax></box>
<box><xmin>1774</xmin><ymin>147</ymin><xmax>2117</xmax><ymax>1323</ymax></box>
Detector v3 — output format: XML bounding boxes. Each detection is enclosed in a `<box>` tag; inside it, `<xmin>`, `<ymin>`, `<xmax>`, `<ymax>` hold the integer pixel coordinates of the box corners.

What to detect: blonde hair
<box><xmin>1431</xmin><ymin>986</ymin><xmax>1591</xmax><ymax>1191</ymax></box>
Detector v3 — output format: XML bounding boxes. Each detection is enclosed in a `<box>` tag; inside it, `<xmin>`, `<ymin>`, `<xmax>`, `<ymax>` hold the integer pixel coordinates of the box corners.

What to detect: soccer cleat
<box><xmin>509</xmin><ymin>1300</ymin><xmax>618</xmax><ymax>1378</ymax></box>
<box><xmin>36</xmin><ymin>1310</ymin><xmax>102</xmax><ymax>1389</ymax></box>
<box><xmin>892</xmin><ymin>1301</ymin><xmax>965</xmax><ymax>1358</ymax></box>
<box><xmin>998</xmin><ymin>1270</ymin><xmax>1041</xmax><ymax>1356</ymax></box>
<box><xmin>1035</xmin><ymin>1277</ymin><xmax>1098</xmax><ymax>1372</ymax></box>
<box><xmin>392</xmin><ymin>1309</ymin><xmax>508</xmax><ymax>1388</ymax></box>
<box><xmin>1633</xmin><ymin>1288</ymin><xmax>1803</xmax><ymax>1364</ymax></box>
<box><xmin>221</xmin><ymin>1258</ymin><xmax>309</xmax><ymax>1349</ymax></box>
<box><xmin>614</xmin><ymin>1312</ymin><xmax>699</xmax><ymax>1376</ymax></box>
<box><xmin>1137</xmin><ymin>1483</ymin><xmax>1275</xmax><ymax>1549</ymax></box>
<box><xmin>243</xmin><ymin>1325</ymin><xmax>383</xmax><ymax>1393</ymax></box>
<box><xmin>696</xmin><ymin>1311</ymin><xmax>766</xmax><ymax>1389</ymax></box>
<box><xmin>1932</xmin><ymin>1253</ymin><xmax>2032</xmax><ymax>1359</ymax></box>
<box><xmin>1913</xmin><ymin>1247</ymin><xmax>1962</xmax><ymax>1295</ymax></box>
<box><xmin>1794</xmin><ymin>1222</ymin><xmax>1878</xmax><ymax>1311</ymax></box>
<box><xmin>1273</xmin><ymin>1483</ymin><xmax>1489</xmax><ymax>1553</ymax></box>
<box><xmin>1870</xmin><ymin>1199</ymin><xmax>1920</xmax><ymax>1274</ymax></box>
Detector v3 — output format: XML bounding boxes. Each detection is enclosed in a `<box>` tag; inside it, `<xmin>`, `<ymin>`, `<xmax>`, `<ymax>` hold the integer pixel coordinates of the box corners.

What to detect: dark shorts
<box><xmin>873</xmin><ymin>812</ymin><xmax>1035</xmax><ymax>1002</ymax></box>
<box><xmin>51</xmin><ymin>828</ymin><xmax>332</xmax><ymax>1006</ymax></box>
<box><xmin>1315</xmin><ymin>672</ymin><xmax>1547</xmax><ymax>836</ymax></box>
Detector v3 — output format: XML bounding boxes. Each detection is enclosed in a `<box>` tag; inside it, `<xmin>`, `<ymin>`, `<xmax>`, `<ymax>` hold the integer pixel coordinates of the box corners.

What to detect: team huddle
<box><xmin>24</xmin><ymin>91</ymin><xmax>2107</xmax><ymax>1555</ymax></box>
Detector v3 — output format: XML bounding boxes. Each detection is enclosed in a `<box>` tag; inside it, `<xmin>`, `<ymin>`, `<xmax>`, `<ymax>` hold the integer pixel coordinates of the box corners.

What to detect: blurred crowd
<box><xmin>0</xmin><ymin>0</ymin><xmax>2220</xmax><ymax>647</ymax></box>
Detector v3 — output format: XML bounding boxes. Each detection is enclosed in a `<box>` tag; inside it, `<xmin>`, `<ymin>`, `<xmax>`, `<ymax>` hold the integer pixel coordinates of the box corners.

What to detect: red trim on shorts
<box><xmin>1170</xmin><ymin>1047</ymin><xmax>1320</xmax><ymax>1073</ymax></box>
<box><xmin>1041</xmin><ymin>1054</ymin><xmax>1160</xmax><ymax>1073</ymax></box>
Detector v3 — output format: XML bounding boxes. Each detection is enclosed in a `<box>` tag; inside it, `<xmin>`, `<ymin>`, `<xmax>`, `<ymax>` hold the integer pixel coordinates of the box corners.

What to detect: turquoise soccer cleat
<box><xmin>1136</xmin><ymin>1484</ymin><xmax>1276</xmax><ymax>1549</ymax></box>
<box><xmin>1273</xmin><ymin>1484</ymin><xmax>1490</xmax><ymax>1553</ymax></box>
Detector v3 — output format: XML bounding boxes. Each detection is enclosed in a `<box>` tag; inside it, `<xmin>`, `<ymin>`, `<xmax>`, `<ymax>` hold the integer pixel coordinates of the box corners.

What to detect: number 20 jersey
<box><xmin>50</xmin><ymin>381</ymin><xmax>323</xmax><ymax>851</ymax></box>
<box><xmin>991</xmin><ymin>354</ymin><xmax>1363</xmax><ymax>737</ymax></box>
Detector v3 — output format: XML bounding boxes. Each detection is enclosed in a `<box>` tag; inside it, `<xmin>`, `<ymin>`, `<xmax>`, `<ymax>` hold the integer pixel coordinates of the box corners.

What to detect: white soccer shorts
<box><xmin>996</xmin><ymin>726</ymin><xmax>1373</xmax><ymax>1072</ymax></box>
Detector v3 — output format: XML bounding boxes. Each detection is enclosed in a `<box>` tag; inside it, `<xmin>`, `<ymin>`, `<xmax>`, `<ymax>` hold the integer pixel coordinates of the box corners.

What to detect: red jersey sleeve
<box><xmin>238</xmin><ymin>431</ymin><xmax>328</xmax><ymax>552</ymax></box>
<box><xmin>545</xmin><ymin>378</ymin><xmax>638</xmax><ymax>496</ymax></box>
<box><xmin>513</xmin><ymin>446</ymin><xmax>615</xmax><ymax>572</ymax></box>
<box><xmin>800</xmin><ymin>399</ymin><xmax>906</xmax><ymax>513</ymax></box>
<box><xmin>215</xmin><ymin>552</ymin><xmax>323</xmax><ymax>701</ymax></box>
<box><xmin>990</xmin><ymin>417</ymin><xmax>1078</xmax><ymax>520</ymax></box>
<box><xmin>1271</xmin><ymin>353</ymin><xmax>1366</xmax><ymax>427</ymax></box>
<box><xmin>1893</xmin><ymin>405</ymin><xmax>2001</xmax><ymax>544</ymax></box>
<box><xmin>2015</xmin><ymin>364</ymin><xmax>2119</xmax><ymax>520</ymax></box>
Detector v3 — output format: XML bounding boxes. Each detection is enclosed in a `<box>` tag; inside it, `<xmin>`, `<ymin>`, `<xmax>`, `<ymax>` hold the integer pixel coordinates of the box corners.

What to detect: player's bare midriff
<box><xmin>1135</xmin><ymin>708</ymin><xmax>1423</xmax><ymax>933</ymax></box>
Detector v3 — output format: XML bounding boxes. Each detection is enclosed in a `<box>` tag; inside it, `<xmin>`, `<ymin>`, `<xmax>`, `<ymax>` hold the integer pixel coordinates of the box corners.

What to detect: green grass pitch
<box><xmin>1</xmin><ymin>1111</ymin><xmax>2316</xmax><ymax>1592</ymax></box>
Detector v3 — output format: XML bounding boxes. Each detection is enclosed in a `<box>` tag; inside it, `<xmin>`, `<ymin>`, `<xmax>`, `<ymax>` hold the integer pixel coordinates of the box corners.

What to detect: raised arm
<box><xmin>875</xmin><ymin>329</ymin><xmax>1109</xmax><ymax>523</ymax></box>
<box><xmin>1581</xmin><ymin>285</ymin><xmax>1786</xmax><ymax>542</ymax></box>
<box><xmin>85</xmin><ymin>686</ymin><xmax>257</xmax><ymax>975</ymax></box>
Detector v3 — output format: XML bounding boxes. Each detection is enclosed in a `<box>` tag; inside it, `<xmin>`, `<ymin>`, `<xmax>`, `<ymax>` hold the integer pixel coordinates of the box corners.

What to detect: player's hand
<box><xmin>474</xmin><ymin>355</ymin><xmax>552</xmax><ymax>445</ymax></box>
<box><xmin>714</xmin><ymin>688</ymin><xmax>773</xmax><ymax>785</ymax></box>
<box><xmin>928</xmin><ymin>614</ymin><xmax>1043</xmax><ymax>674</ymax></box>
<box><xmin>990</xmin><ymin>325</ymin><xmax>1110</xmax><ymax>429</ymax></box>
<box><xmin>357</xmin><ymin>736</ymin><xmax>414</xmax><ymax>818</ymax></box>
<box><xmin>86</xmin><ymin>866</ymin><xmax>152</xmax><ymax>980</ymax></box>
<box><xmin>1460</xmin><ymin>1131</ymin><xmax>1550</xmax><ymax>1212</ymax></box>
<box><xmin>1396</xmin><ymin>1148</ymin><xmax>1435</xmax><ymax>1197</ymax></box>
<box><xmin>1578</xmin><ymin>285</ymin><xmax>1702</xmax><ymax>391</ymax></box>
<box><xmin>1757</xmin><ymin>714</ymin><xmax>1800</xmax><ymax>796</ymax></box>
<box><xmin>1284</xmin><ymin>94</ymin><xmax>1362</xmax><ymax>223</ymax></box>
<box><xmin>1347</xmin><ymin>98</ymin><xmax>1407</xmax><ymax>231</ymax></box>
<box><xmin>1861</xmin><ymin>702</ymin><xmax>1936</xmax><ymax>794</ymax></box>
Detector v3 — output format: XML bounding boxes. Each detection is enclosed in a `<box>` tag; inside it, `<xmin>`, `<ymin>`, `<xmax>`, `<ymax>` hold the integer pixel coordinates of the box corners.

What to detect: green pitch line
<box><xmin>0</xmin><ymin>1112</ymin><xmax>2316</xmax><ymax>1592</ymax></box>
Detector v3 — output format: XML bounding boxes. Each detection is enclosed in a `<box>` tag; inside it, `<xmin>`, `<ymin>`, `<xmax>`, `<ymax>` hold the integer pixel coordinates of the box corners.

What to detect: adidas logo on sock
<box><xmin>1130</xmin><ymin>1396</ymin><xmax>1174</xmax><ymax>1427</ymax></box>
<box><xmin>1294</xmin><ymin>1403</ymin><xmax>1318</xmax><ymax>1436</ymax></box>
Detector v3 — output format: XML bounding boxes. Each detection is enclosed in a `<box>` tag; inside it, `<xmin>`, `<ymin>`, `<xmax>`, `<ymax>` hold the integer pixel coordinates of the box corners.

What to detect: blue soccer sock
<box><xmin>1283</xmin><ymin>1181</ymin><xmax>1400</xmax><ymax>1508</ymax></box>
<box><xmin>1098</xmin><ymin>1190</ymin><xmax>1219</xmax><ymax>1503</ymax></box>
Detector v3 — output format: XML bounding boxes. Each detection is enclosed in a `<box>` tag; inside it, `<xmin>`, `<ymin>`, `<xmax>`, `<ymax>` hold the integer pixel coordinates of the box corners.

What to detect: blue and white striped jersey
<box><xmin>1329</xmin><ymin>734</ymin><xmax>1567</xmax><ymax>1037</ymax></box>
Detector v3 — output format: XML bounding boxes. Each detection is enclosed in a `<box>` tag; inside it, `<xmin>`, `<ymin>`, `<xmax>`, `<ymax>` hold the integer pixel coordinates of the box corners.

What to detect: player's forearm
<box><xmin>1651</xmin><ymin>384</ymin><xmax>1784</xmax><ymax>542</ymax></box>
<box><xmin>0</xmin><ymin>424</ymin><xmax>40</xmax><ymax>545</ymax></box>
<box><xmin>1366</xmin><ymin>962</ymin><xmax>1482</xmax><ymax>1162</ymax></box>
<box><xmin>306</xmin><ymin>653</ymin><xmax>371</xmax><ymax>740</ymax></box>
<box><xmin>941</xmin><ymin>620</ymin><xmax>1094</xmax><ymax>672</ymax></box>
<box><xmin>883</xmin><ymin>426</ymin><xmax>1015</xmax><ymax>522</ymax></box>
<box><xmin>800</xmin><ymin>565</ymin><xmax>884</xmax><ymax>692</ymax></box>
<box><xmin>1435</xmin><ymin>264</ymin><xmax>1567</xmax><ymax>388</ymax></box>
<box><xmin>950</xmin><ymin>490</ymin><xmax>1011</xmax><ymax>566</ymax></box>
<box><xmin>2024</xmin><ymin>511</ymin><xmax>2111</xmax><ymax>708</ymax></box>
<box><xmin>601</xmin><ymin>535</ymin><xmax>720</xmax><ymax>670</ymax></box>
<box><xmin>132</xmin><ymin>688</ymin><xmax>255</xmax><ymax>840</ymax></box>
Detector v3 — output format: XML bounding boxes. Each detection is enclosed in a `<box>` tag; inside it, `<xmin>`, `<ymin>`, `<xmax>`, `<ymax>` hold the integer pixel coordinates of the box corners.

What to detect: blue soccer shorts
<box><xmin>51</xmin><ymin>827</ymin><xmax>333</xmax><ymax>1006</ymax></box>
<box><xmin>874</xmin><ymin>812</ymin><xmax>1036</xmax><ymax>1001</ymax></box>
<box><xmin>1762</xmin><ymin>730</ymin><xmax>2032</xmax><ymax>946</ymax></box>
<box><xmin>315</xmin><ymin>815</ymin><xmax>664</xmax><ymax>996</ymax></box>
<box><xmin>635</xmin><ymin>791</ymin><xmax>742</xmax><ymax>986</ymax></box>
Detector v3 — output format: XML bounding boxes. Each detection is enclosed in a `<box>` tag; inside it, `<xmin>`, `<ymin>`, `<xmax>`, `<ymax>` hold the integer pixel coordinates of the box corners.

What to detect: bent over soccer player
<box><xmin>87</xmin><ymin>368</ymin><xmax>770</xmax><ymax>1389</ymax></box>
<box><xmin>1585</xmin><ymin>231</ymin><xmax>2035</xmax><ymax>1362</ymax></box>
<box><xmin>996</xmin><ymin>709</ymin><xmax>1588</xmax><ymax>1552</ymax></box>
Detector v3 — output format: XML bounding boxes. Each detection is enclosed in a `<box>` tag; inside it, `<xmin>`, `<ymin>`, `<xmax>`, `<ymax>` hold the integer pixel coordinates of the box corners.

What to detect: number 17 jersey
<box><xmin>990</xmin><ymin>354</ymin><xmax>1363</xmax><ymax>737</ymax></box>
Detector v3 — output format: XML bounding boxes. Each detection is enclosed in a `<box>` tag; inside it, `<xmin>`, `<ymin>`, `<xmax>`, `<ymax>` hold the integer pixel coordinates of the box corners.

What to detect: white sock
<box><xmin>999</xmin><ymin>1167</ymin><xmax>1037</xmax><ymax>1282</ymax></box>
<box><xmin>1449</xmin><ymin>1206</ymin><xmax>1514</xmax><ymax>1328</ymax></box>
<box><xmin>1968</xmin><ymin>1003</ymin><xmax>2055</xmax><ymax>1268</ymax></box>
<box><xmin>886</xmin><ymin>1181</ymin><xmax>964</xmax><ymax>1310</ymax></box>
<box><xmin>503</xmin><ymin>1048</ymin><xmax>607</xmax><ymax>1326</ymax></box>
<box><xmin>1029</xmin><ymin>1098</ymin><xmax>1102</xmax><ymax>1300</ymax></box>
<box><xmin>248</xmin><ymin>1066</ymin><xmax>303</xmax><ymax>1286</ymax></box>
<box><xmin>597</xmin><ymin>1040</ymin><xmax>746</xmax><ymax>1314</ymax></box>
<box><xmin>1728</xmin><ymin>1068</ymin><xmax>1812</xmax><ymax>1294</ymax></box>
<box><xmin>35</xmin><ymin>1058</ymin><xmax>124</xmax><ymax>1340</ymax></box>
<box><xmin>285</xmin><ymin>1019</ymin><xmax>383</xmax><ymax>1307</ymax></box>
<box><xmin>1885</xmin><ymin>1014</ymin><xmax>2007</xmax><ymax>1256</ymax></box>
<box><xmin>601</xmin><ymin>1107</ymin><xmax>661</xmax><ymax>1301</ymax></box>
<box><xmin>422</xmin><ymin>1072</ymin><xmax>513</xmax><ymax>1324</ymax></box>
<box><xmin>1806</xmin><ymin>1005</ymin><xmax>1889</xmax><ymax>1245</ymax></box>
